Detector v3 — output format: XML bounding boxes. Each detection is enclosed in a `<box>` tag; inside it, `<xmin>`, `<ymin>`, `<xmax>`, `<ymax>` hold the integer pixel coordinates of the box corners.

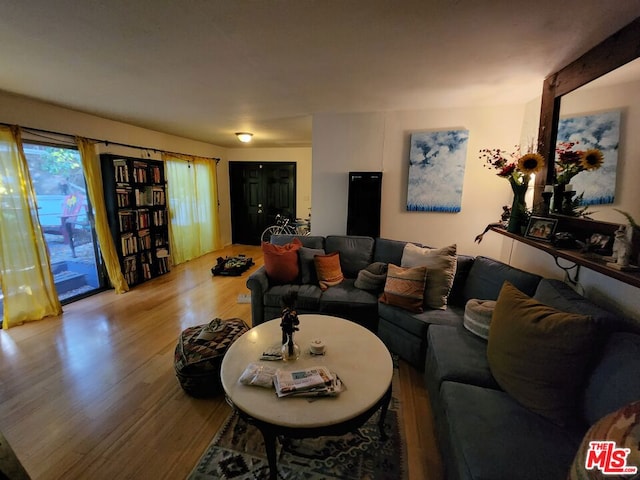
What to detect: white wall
<box><xmin>312</xmin><ymin>104</ymin><xmax>529</xmax><ymax>259</ymax></box>
<box><xmin>312</xmin><ymin>99</ymin><xmax>640</xmax><ymax>322</ymax></box>
<box><xmin>226</xmin><ymin>147</ymin><xmax>313</xmax><ymax>222</ymax></box>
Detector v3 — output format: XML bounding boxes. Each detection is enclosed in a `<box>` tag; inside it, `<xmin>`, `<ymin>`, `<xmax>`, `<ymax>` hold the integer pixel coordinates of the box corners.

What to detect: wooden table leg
<box><xmin>378</xmin><ymin>384</ymin><xmax>392</xmax><ymax>441</ymax></box>
<box><xmin>256</xmin><ymin>424</ymin><xmax>278</xmax><ymax>480</ymax></box>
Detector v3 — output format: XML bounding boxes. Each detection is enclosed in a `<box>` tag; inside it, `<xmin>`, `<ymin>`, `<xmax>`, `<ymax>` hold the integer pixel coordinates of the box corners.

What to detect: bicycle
<box><xmin>261</xmin><ymin>214</ymin><xmax>311</xmax><ymax>243</ymax></box>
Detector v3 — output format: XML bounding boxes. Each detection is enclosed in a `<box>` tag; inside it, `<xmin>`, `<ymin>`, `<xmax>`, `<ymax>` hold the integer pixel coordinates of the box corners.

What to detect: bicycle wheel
<box><xmin>261</xmin><ymin>226</ymin><xmax>282</xmax><ymax>243</ymax></box>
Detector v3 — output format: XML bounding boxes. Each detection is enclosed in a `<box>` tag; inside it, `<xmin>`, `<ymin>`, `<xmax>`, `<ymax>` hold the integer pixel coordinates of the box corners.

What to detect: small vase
<box><xmin>281</xmin><ymin>334</ymin><xmax>300</xmax><ymax>361</ymax></box>
<box><xmin>507</xmin><ymin>177</ymin><xmax>528</xmax><ymax>234</ymax></box>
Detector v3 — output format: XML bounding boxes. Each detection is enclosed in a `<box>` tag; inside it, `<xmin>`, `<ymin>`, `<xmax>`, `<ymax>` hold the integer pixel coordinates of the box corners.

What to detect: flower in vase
<box><xmin>555</xmin><ymin>142</ymin><xmax>603</xmax><ymax>185</ymax></box>
<box><xmin>480</xmin><ymin>146</ymin><xmax>545</xmax><ymax>185</ymax></box>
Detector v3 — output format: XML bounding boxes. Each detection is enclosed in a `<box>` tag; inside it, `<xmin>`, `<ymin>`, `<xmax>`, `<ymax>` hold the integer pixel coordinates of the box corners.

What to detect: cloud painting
<box><xmin>556</xmin><ymin>110</ymin><xmax>621</xmax><ymax>205</ymax></box>
<box><xmin>406</xmin><ymin>129</ymin><xmax>468</xmax><ymax>212</ymax></box>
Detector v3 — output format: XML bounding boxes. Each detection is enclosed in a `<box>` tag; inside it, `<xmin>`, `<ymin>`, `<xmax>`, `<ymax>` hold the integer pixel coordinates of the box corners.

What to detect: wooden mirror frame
<box><xmin>534</xmin><ymin>17</ymin><xmax>640</xmax><ymax>203</ymax></box>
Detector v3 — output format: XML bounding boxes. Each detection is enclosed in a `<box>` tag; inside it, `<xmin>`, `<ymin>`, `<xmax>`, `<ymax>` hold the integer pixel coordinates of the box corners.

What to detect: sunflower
<box><xmin>580</xmin><ymin>149</ymin><xmax>604</xmax><ymax>171</ymax></box>
<box><xmin>517</xmin><ymin>153</ymin><xmax>545</xmax><ymax>175</ymax></box>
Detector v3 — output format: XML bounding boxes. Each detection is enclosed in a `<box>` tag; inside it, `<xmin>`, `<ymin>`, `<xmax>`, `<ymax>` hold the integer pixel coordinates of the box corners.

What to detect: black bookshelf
<box><xmin>101</xmin><ymin>154</ymin><xmax>170</xmax><ymax>286</ymax></box>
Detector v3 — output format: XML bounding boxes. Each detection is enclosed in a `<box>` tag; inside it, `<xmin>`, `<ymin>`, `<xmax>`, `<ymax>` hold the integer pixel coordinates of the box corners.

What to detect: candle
<box><xmin>566</xmin><ymin>183</ymin><xmax>574</xmax><ymax>192</ymax></box>
<box><xmin>544</xmin><ymin>185</ymin><xmax>553</xmax><ymax>193</ymax></box>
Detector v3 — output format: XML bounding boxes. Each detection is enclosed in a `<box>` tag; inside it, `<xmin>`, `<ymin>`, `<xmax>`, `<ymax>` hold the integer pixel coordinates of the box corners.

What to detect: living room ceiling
<box><xmin>1</xmin><ymin>1</ymin><xmax>639</xmax><ymax>148</ymax></box>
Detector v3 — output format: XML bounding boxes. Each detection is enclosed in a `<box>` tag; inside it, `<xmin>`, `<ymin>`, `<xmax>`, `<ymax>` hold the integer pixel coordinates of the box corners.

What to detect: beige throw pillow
<box><xmin>401</xmin><ymin>243</ymin><xmax>457</xmax><ymax>310</ymax></box>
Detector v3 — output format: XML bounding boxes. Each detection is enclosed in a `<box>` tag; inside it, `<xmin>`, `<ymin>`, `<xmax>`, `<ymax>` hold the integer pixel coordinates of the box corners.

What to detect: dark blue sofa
<box><xmin>425</xmin><ymin>278</ymin><xmax>640</xmax><ymax>480</ymax></box>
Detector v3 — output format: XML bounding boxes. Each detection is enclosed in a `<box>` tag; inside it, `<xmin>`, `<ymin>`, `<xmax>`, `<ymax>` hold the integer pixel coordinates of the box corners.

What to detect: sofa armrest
<box><xmin>246</xmin><ymin>266</ymin><xmax>270</xmax><ymax>327</ymax></box>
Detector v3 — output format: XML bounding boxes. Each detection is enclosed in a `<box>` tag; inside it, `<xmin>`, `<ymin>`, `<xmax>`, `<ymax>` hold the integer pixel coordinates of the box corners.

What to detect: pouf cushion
<box><xmin>174</xmin><ymin>318</ymin><xmax>249</xmax><ymax>397</ymax></box>
<box><xmin>463</xmin><ymin>299</ymin><xmax>496</xmax><ymax>339</ymax></box>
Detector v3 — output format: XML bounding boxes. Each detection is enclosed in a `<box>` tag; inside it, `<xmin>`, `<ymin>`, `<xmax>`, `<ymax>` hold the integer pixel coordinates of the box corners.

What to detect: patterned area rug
<box><xmin>188</xmin><ymin>371</ymin><xmax>406</xmax><ymax>480</ymax></box>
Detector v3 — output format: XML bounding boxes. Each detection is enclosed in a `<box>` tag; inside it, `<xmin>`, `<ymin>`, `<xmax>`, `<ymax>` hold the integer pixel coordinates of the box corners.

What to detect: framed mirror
<box><xmin>536</xmin><ymin>17</ymin><xmax>640</xmax><ymax>224</ymax></box>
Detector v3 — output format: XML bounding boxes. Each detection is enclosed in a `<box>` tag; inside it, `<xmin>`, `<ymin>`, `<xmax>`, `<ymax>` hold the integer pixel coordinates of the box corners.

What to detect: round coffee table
<box><xmin>220</xmin><ymin>314</ymin><xmax>393</xmax><ymax>480</ymax></box>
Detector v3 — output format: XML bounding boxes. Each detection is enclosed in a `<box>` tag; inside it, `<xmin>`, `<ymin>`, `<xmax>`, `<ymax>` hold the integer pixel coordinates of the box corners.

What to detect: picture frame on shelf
<box><xmin>524</xmin><ymin>216</ymin><xmax>558</xmax><ymax>242</ymax></box>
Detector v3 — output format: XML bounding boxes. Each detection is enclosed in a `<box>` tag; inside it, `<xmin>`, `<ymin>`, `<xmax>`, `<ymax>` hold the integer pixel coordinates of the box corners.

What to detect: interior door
<box><xmin>229</xmin><ymin>162</ymin><xmax>296</xmax><ymax>245</ymax></box>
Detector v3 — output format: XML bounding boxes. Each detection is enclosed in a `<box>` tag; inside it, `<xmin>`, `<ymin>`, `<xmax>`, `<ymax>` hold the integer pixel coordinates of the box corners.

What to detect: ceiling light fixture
<box><xmin>235</xmin><ymin>132</ymin><xmax>253</xmax><ymax>143</ymax></box>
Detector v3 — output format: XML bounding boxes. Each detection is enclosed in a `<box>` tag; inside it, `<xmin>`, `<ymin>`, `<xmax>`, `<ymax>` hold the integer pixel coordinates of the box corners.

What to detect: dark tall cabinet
<box><xmin>347</xmin><ymin>172</ymin><xmax>383</xmax><ymax>237</ymax></box>
<box><xmin>100</xmin><ymin>154</ymin><xmax>170</xmax><ymax>286</ymax></box>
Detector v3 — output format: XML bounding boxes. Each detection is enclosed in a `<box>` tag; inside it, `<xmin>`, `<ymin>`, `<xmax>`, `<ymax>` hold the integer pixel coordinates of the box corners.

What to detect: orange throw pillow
<box><xmin>262</xmin><ymin>238</ymin><xmax>302</xmax><ymax>284</ymax></box>
<box><xmin>314</xmin><ymin>252</ymin><xmax>344</xmax><ymax>290</ymax></box>
<box><xmin>379</xmin><ymin>264</ymin><xmax>427</xmax><ymax>313</ymax></box>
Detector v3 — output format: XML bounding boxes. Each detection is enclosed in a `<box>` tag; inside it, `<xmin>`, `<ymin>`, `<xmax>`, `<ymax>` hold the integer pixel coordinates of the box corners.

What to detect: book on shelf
<box><xmin>273</xmin><ymin>366</ymin><xmax>343</xmax><ymax>398</ymax></box>
<box><xmin>155</xmin><ymin>247</ymin><xmax>169</xmax><ymax>258</ymax></box>
<box><xmin>132</xmin><ymin>161</ymin><xmax>148</xmax><ymax>183</ymax></box>
<box><xmin>115</xmin><ymin>187</ymin><xmax>131</xmax><ymax>208</ymax></box>
<box><xmin>118</xmin><ymin>210</ymin><xmax>135</xmax><ymax>232</ymax></box>
<box><xmin>138</xmin><ymin>229</ymin><xmax>151</xmax><ymax>250</ymax></box>
<box><xmin>113</xmin><ymin>159</ymin><xmax>129</xmax><ymax>183</ymax></box>
<box><xmin>136</xmin><ymin>209</ymin><xmax>150</xmax><ymax>229</ymax></box>
<box><xmin>120</xmin><ymin>233</ymin><xmax>138</xmax><ymax>256</ymax></box>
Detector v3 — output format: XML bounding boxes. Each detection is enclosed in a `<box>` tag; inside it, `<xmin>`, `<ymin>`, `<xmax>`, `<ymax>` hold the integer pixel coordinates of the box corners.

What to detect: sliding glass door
<box><xmin>24</xmin><ymin>143</ymin><xmax>105</xmax><ymax>302</ymax></box>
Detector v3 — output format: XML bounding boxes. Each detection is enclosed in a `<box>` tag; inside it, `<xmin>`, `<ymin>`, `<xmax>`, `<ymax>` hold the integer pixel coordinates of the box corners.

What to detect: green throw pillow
<box><xmin>487</xmin><ymin>282</ymin><xmax>597</xmax><ymax>426</ymax></box>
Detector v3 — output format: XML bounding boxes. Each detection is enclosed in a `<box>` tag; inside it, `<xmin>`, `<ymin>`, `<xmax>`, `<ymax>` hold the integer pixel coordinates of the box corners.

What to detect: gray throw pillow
<box><xmin>298</xmin><ymin>247</ymin><xmax>325</xmax><ymax>284</ymax></box>
<box><xmin>354</xmin><ymin>262</ymin><xmax>388</xmax><ymax>292</ymax></box>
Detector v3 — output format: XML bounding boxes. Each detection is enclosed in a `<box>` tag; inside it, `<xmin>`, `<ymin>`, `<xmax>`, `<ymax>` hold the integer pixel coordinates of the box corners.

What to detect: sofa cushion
<box><xmin>319</xmin><ymin>278</ymin><xmax>379</xmax><ymax>306</ymax></box>
<box><xmin>447</xmin><ymin>255</ymin><xmax>475</xmax><ymax>307</ymax></box>
<box><xmin>462</xmin><ymin>256</ymin><xmax>541</xmax><ymax>303</ymax></box>
<box><xmin>378</xmin><ymin>302</ymin><xmax>464</xmax><ymax>338</ymax></box>
<box><xmin>262</xmin><ymin>238</ymin><xmax>302</xmax><ymax>284</ymax></box>
<box><xmin>373</xmin><ymin>237</ymin><xmax>418</xmax><ymax>265</ymax></box>
<box><xmin>426</xmin><ymin>325</ymin><xmax>498</xmax><ymax>391</ymax></box>
<box><xmin>439</xmin><ymin>381</ymin><xmax>584</xmax><ymax>480</ymax></box>
<box><xmin>582</xmin><ymin>332</ymin><xmax>640</xmax><ymax>426</ymax></box>
<box><xmin>314</xmin><ymin>252</ymin><xmax>344</xmax><ymax>290</ymax></box>
<box><xmin>298</xmin><ymin>247</ymin><xmax>325</xmax><ymax>284</ymax></box>
<box><xmin>401</xmin><ymin>243</ymin><xmax>458</xmax><ymax>310</ymax></box>
<box><xmin>379</xmin><ymin>264</ymin><xmax>427</xmax><ymax>313</ymax></box>
<box><xmin>488</xmin><ymin>282</ymin><xmax>597</xmax><ymax>426</ymax></box>
<box><xmin>325</xmin><ymin>235</ymin><xmax>374</xmax><ymax>278</ymax></box>
<box><xmin>534</xmin><ymin>278</ymin><xmax>636</xmax><ymax>333</ymax></box>
<box><xmin>270</xmin><ymin>234</ymin><xmax>325</xmax><ymax>249</ymax></box>
<box><xmin>568</xmin><ymin>400</ymin><xmax>640</xmax><ymax>480</ymax></box>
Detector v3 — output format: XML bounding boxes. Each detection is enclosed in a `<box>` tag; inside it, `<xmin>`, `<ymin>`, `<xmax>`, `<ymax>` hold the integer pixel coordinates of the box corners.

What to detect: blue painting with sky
<box><xmin>407</xmin><ymin>129</ymin><xmax>468</xmax><ymax>212</ymax></box>
<box><xmin>556</xmin><ymin>110</ymin><xmax>620</xmax><ymax>205</ymax></box>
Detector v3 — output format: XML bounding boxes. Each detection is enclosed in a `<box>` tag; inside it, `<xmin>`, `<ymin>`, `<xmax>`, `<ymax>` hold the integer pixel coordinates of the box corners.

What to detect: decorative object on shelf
<box><xmin>280</xmin><ymin>292</ymin><xmax>300</xmax><ymax>361</ymax></box>
<box><xmin>479</xmin><ymin>146</ymin><xmax>545</xmax><ymax>234</ymax></box>
<box><xmin>407</xmin><ymin>129</ymin><xmax>469</xmax><ymax>213</ymax></box>
<box><xmin>524</xmin><ymin>216</ymin><xmax>558</xmax><ymax>242</ymax></box>
<box><xmin>612</xmin><ymin>209</ymin><xmax>640</xmax><ymax>269</ymax></box>
<box><xmin>541</xmin><ymin>185</ymin><xmax>553</xmax><ymax>216</ymax></box>
<box><xmin>473</xmin><ymin>205</ymin><xmax>511</xmax><ymax>244</ymax></box>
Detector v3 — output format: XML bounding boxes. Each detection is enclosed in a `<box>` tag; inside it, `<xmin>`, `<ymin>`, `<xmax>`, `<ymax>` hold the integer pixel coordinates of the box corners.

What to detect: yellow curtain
<box><xmin>162</xmin><ymin>153</ymin><xmax>221</xmax><ymax>265</ymax></box>
<box><xmin>0</xmin><ymin>126</ymin><xmax>62</xmax><ymax>329</ymax></box>
<box><xmin>75</xmin><ymin>138</ymin><xmax>129</xmax><ymax>294</ymax></box>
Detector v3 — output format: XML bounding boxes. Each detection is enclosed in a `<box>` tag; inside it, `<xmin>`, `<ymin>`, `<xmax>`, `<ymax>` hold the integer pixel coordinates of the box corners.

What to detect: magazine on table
<box><xmin>274</xmin><ymin>366</ymin><xmax>344</xmax><ymax>398</ymax></box>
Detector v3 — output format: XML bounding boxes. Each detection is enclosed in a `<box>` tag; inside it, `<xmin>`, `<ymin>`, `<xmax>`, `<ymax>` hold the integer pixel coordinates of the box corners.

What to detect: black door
<box><xmin>229</xmin><ymin>162</ymin><xmax>296</xmax><ymax>245</ymax></box>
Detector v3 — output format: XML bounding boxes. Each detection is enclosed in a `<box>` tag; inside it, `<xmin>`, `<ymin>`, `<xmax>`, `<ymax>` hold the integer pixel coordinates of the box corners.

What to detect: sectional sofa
<box><xmin>246</xmin><ymin>234</ymin><xmax>640</xmax><ymax>479</ymax></box>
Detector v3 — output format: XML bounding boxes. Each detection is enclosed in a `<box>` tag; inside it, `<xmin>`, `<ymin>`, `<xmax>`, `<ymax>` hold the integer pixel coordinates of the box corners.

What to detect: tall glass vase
<box><xmin>507</xmin><ymin>177</ymin><xmax>528</xmax><ymax>234</ymax></box>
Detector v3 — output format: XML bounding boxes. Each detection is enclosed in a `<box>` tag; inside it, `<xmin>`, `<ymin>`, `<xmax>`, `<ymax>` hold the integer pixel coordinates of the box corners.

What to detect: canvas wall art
<box><xmin>406</xmin><ymin>129</ymin><xmax>468</xmax><ymax>212</ymax></box>
<box><xmin>556</xmin><ymin>110</ymin><xmax>621</xmax><ymax>205</ymax></box>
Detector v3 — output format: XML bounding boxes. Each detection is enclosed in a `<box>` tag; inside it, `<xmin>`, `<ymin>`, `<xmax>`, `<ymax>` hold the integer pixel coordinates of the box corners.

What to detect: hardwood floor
<box><xmin>0</xmin><ymin>244</ymin><xmax>443</xmax><ymax>480</ymax></box>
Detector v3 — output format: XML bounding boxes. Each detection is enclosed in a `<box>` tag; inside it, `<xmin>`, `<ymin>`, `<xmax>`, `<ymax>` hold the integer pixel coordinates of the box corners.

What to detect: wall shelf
<box><xmin>491</xmin><ymin>227</ymin><xmax>640</xmax><ymax>289</ymax></box>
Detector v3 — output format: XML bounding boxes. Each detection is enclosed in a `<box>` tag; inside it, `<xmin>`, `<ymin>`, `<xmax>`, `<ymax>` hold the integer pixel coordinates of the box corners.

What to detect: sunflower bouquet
<box><xmin>479</xmin><ymin>146</ymin><xmax>545</xmax><ymax>185</ymax></box>
<box><xmin>555</xmin><ymin>141</ymin><xmax>604</xmax><ymax>185</ymax></box>
<box><xmin>479</xmin><ymin>146</ymin><xmax>545</xmax><ymax>233</ymax></box>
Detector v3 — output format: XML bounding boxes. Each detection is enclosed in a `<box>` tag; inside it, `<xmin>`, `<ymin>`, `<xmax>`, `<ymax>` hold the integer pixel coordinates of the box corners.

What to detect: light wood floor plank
<box><xmin>0</xmin><ymin>244</ymin><xmax>442</xmax><ymax>479</ymax></box>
